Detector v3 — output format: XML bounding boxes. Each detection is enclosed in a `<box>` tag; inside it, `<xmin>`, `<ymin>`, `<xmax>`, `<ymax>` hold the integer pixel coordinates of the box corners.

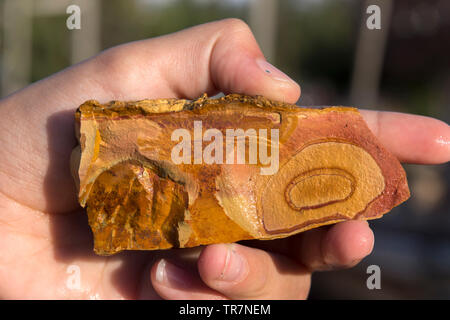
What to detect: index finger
<box><xmin>360</xmin><ymin>110</ymin><xmax>450</xmax><ymax>164</ymax></box>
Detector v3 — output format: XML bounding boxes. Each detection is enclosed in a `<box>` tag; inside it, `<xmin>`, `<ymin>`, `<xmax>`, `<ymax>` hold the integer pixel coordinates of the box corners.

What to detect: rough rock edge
<box><xmin>76</xmin><ymin>93</ymin><xmax>360</xmax><ymax>115</ymax></box>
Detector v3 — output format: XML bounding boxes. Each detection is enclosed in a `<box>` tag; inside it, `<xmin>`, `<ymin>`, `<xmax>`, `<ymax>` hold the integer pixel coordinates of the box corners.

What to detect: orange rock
<box><xmin>71</xmin><ymin>94</ymin><xmax>410</xmax><ymax>255</ymax></box>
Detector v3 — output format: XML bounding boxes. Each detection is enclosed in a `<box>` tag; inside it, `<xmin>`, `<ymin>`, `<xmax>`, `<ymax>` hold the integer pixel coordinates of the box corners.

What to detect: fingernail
<box><xmin>218</xmin><ymin>245</ymin><xmax>247</xmax><ymax>283</ymax></box>
<box><xmin>256</xmin><ymin>59</ymin><xmax>296</xmax><ymax>83</ymax></box>
<box><xmin>155</xmin><ymin>259</ymin><xmax>190</xmax><ymax>288</ymax></box>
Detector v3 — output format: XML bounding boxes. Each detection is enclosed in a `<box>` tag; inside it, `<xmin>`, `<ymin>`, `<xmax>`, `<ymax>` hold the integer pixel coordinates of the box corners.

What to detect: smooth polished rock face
<box><xmin>71</xmin><ymin>94</ymin><xmax>410</xmax><ymax>255</ymax></box>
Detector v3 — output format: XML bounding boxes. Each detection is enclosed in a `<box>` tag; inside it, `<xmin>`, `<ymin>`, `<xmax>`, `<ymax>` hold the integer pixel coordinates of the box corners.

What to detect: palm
<box><xmin>0</xmin><ymin>116</ymin><xmax>162</xmax><ymax>300</ymax></box>
<box><xmin>0</xmin><ymin>205</ymin><xmax>150</xmax><ymax>299</ymax></box>
<box><xmin>0</xmin><ymin>102</ymin><xmax>213</xmax><ymax>300</ymax></box>
<box><xmin>0</xmin><ymin>51</ymin><xmax>200</xmax><ymax>299</ymax></box>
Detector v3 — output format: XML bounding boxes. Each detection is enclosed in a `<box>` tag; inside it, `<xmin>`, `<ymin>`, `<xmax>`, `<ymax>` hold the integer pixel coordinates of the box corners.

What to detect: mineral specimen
<box><xmin>71</xmin><ymin>94</ymin><xmax>410</xmax><ymax>255</ymax></box>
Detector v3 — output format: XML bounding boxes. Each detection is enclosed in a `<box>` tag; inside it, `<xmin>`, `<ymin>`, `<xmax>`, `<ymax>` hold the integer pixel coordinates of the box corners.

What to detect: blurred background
<box><xmin>0</xmin><ymin>0</ymin><xmax>449</xmax><ymax>299</ymax></box>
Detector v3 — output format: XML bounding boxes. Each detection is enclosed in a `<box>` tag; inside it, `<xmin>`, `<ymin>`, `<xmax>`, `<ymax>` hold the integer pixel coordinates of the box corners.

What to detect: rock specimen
<box><xmin>71</xmin><ymin>94</ymin><xmax>410</xmax><ymax>255</ymax></box>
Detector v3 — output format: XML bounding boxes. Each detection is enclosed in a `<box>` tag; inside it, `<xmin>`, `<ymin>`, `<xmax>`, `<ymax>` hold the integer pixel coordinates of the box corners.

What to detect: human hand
<box><xmin>0</xmin><ymin>19</ymin><xmax>448</xmax><ymax>299</ymax></box>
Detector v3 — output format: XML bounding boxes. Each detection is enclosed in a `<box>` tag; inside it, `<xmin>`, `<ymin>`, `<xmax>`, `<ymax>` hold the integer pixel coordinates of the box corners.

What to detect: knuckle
<box><xmin>95</xmin><ymin>44</ymin><xmax>139</xmax><ymax>76</ymax></box>
<box><xmin>93</xmin><ymin>44</ymin><xmax>144</xmax><ymax>94</ymax></box>
<box><xmin>218</xmin><ymin>18</ymin><xmax>252</xmax><ymax>34</ymax></box>
<box><xmin>244</xmin><ymin>254</ymin><xmax>273</xmax><ymax>298</ymax></box>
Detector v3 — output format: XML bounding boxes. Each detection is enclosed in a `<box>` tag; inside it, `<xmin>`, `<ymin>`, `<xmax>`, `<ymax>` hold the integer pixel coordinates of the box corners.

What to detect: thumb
<box><xmin>155</xmin><ymin>18</ymin><xmax>301</xmax><ymax>103</ymax></box>
<box><xmin>89</xmin><ymin>18</ymin><xmax>300</xmax><ymax>103</ymax></box>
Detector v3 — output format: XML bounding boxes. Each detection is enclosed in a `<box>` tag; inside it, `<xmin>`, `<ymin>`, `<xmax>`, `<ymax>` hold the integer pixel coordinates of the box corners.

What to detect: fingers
<box><xmin>149</xmin><ymin>258</ymin><xmax>227</xmax><ymax>300</ymax></box>
<box><xmin>197</xmin><ymin>244</ymin><xmax>310</xmax><ymax>299</ymax></box>
<box><xmin>242</xmin><ymin>220</ymin><xmax>375</xmax><ymax>272</ymax></box>
<box><xmin>150</xmin><ymin>222</ymin><xmax>372</xmax><ymax>299</ymax></box>
<box><xmin>149</xmin><ymin>222</ymin><xmax>372</xmax><ymax>300</ymax></box>
<box><xmin>360</xmin><ymin>110</ymin><xmax>450</xmax><ymax>164</ymax></box>
<box><xmin>150</xmin><ymin>243</ymin><xmax>310</xmax><ymax>300</ymax></box>
<box><xmin>295</xmin><ymin>221</ymin><xmax>375</xmax><ymax>271</ymax></box>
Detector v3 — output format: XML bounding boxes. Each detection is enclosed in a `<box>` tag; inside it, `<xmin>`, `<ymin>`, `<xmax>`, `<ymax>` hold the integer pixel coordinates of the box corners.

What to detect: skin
<box><xmin>0</xmin><ymin>19</ymin><xmax>448</xmax><ymax>300</ymax></box>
